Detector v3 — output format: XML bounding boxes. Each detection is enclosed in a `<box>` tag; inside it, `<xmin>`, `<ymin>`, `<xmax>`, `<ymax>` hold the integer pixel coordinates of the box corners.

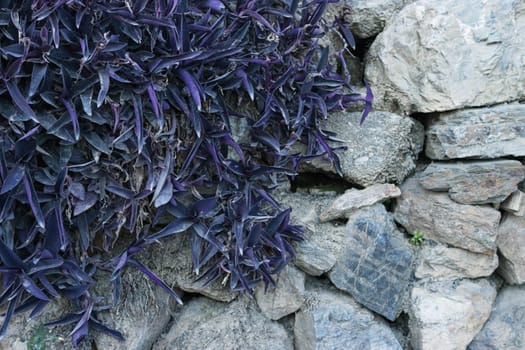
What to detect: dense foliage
<box><xmin>0</xmin><ymin>0</ymin><xmax>371</xmax><ymax>345</ymax></box>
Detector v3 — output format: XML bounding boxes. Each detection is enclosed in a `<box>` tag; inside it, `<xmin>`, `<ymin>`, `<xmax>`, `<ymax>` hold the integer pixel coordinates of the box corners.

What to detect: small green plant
<box><xmin>27</xmin><ymin>324</ymin><xmax>57</xmax><ymax>350</ymax></box>
<box><xmin>410</xmin><ymin>230</ymin><xmax>425</xmax><ymax>245</ymax></box>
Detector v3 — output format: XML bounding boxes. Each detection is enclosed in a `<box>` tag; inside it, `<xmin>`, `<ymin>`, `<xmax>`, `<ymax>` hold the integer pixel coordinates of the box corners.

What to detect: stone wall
<box><xmin>3</xmin><ymin>1</ymin><xmax>525</xmax><ymax>349</ymax></box>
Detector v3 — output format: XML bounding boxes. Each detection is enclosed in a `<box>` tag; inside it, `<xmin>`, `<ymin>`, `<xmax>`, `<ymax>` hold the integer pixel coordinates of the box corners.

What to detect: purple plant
<box><xmin>0</xmin><ymin>0</ymin><xmax>371</xmax><ymax>345</ymax></box>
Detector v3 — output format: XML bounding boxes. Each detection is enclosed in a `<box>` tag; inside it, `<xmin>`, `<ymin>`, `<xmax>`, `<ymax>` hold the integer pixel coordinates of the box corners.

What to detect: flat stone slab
<box><xmin>320</xmin><ymin>183</ymin><xmax>401</xmax><ymax>222</ymax></box>
<box><xmin>419</xmin><ymin>160</ymin><xmax>525</xmax><ymax>204</ymax></box>
<box><xmin>328</xmin><ymin>204</ymin><xmax>414</xmax><ymax>321</ymax></box>
<box><xmin>497</xmin><ymin>214</ymin><xmax>525</xmax><ymax>284</ymax></box>
<box><xmin>394</xmin><ymin>177</ymin><xmax>500</xmax><ymax>254</ymax></box>
<box><xmin>425</xmin><ymin>103</ymin><xmax>525</xmax><ymax>160</ymax></box>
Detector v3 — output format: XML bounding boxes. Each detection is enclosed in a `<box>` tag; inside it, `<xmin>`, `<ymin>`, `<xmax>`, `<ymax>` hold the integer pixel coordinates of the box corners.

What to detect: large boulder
<box><xmin>153</xmin><ymin>297</ymin><xmax>293</xmax><ymax>350</ymax></box>
<box><xmin>419</xmin><ymin>160</ymin><xmax>525</xmax><ymax>204</ymax></box>
<box><xmin>394</xmin><ymin>177</ymin><xmax>500</xmax><ymax>254</ymax></box>
<box><xmin>302</xmin><ymin>111</ymin><xmax>424</xmax><ymax>186</ymax></box>
<box><xmin>409</xmin><ymin>279</ymin><xmax>497</xmax><ymax>350</ymax></box>
<box><xmin>365</xmin><ymin>1</ymin><xmax>525</xmax><ymax>114</ymax></box>
<box><xmin>294</xmin><ymin>279</ymin><xmax>401</xmax><ymax>350</ymax></box>
<box><xmin>328</xmin><ymin>204</ymin><xmax>414</xmax><ymax>321</ymax></box>
<box><xmin>425</xmin><ymin>103</ymin><xmax>525</xmax><ymax>160</ymax></box>
<box><xmin>469</xmin><ymin>285</ymin><xmax>525</xmax><ymax>350</ymax></box>
<box><xmin>497</xmin><ymin>214</ymin><xmax>525</xmax><ymax>284</ymax></box>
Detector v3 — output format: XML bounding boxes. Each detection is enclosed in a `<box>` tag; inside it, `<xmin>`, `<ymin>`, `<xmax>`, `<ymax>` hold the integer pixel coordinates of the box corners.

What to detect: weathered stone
<box><xmin>415</xmin><ymin>241</ymin><xmax>498</xmax><ymax>280</ymax></box>
<box><xmin>365</xmin><ymin>1</ymin><xmax>525</xmax><ymax>114</ymax></box>
<box><xmin>93</xmin><ymin>270</ymin><xmax>176</xmax><ymax>350</ymax></box>
<box><xmin>409</xmin><ymin>279</ymin><xmax>497</xmax><ymax>350</ymax></box>
<box><xmin>143</xmin><ymin>234</ymin><xmax>237</xmax><ymax>302</ymax></box>
<box><xmin>328</xmin><ymin>204</ymin><xmax>414</xmax><ymax>321</ymax></box>
<box><xmin>295</xmin><ymin>279</ymin><xmax>401</xmax><ymax>350</ymax></box>
<box><xmin>497</xmin><ymin>214</ymin><xmax>525</xmax><ymax>284</ymax></box>
<box><xmin>275</xmin><ymin>191</ymin><xmax>344</xmax><ymax>276</ymax></box>
<box><xmin>501</xmin><ymin>190</ymin><xmax>525</xmax><ymax>216</ymax></box>
<box><xmin>337</xmin><ymin>0</ymin><xmax>415</xmax><ymax>39</ymax></box>
<box><xmin>394</xmin><ymin>177</ymin><xmax>500</xmax><ymax>254</ymax></box>
<box><xmin>419</xmin><ymin>160</ymin><xmax>525</xmax><ymax>204</ymax></box>
<box><xmin>255</xmin><ymin>265</ymin><xmax>305</xmax><ymax>320</ymax></box>
<box><xmin>320</xmin><ymin>183</ymin><xmax>401</xmax><ymax>222</ymax></box>
<box><xmin>302</xmin><ymin>111</ymin><xmax>424</xmax><ymax>186</ymax></box>
<box><xmin>153</xmin><ymin>297</ymin><xmax>292</xmax><ymax>350</ymax></box>
<box><xmin>425</xmin><ymin>104</ymin><xmax>525</xmax><ymax>160</ymax></box>
<box><xmin>469</xmin><ymin>285</ymin><xmax>525</xmax><ymax>350</ymax></box>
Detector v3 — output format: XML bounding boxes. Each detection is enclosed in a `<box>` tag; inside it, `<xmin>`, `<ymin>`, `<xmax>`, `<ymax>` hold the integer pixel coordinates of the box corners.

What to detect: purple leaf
<box><xmin>0</xmin><ymin>166</ymin><xmax>25</xmax><ymax>194</ymax></box>
<box><xmin>23</xmin><ymin>174</ymin><xmax>45</xmax><ymax>229</ymax></box>
<box><xmin>178</xmin><ymin>69</ymin><xmax>202</xmax><ymax>111</ymax></box>
<box><xmin>128</xmin><ymin>259</ymin><xmax>183</xmax><ymax>305</ymax></box>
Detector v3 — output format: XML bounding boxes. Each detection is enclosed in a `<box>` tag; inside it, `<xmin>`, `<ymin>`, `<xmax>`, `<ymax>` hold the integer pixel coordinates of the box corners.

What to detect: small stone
<box><xmin>320</xmin><ymin>183</ymin><xmax>401</xmax><ymax>222</ymax></box>
<box><xmin>255</xmin><ymin>265</ymin><xmax>305</xmax><ymax>320</ymax></box>
<box><xmin>409</xmin><ymin>279</ymin><xmax>497</xmax><ymax>350</ymax></box>
<box><xmin>469</xmin><ymin>285</ymin><xmax>525</xmax><ymax>350</ymax></box>
<box><xmin>294</xmin><ymin>279</ymin><xmax>401</xmax><ymax>350</ymax></box>
<box><xmin>425</xmin><ymin>103</ymin><xmax>525</xmax><ymax>160</ymax></box>
<box><xmin>419</xmin><ymin>160</ymin><xmax>525</xmax><ymax>204</ymax></box>
<box><xmin>328</xmin><ymin>204</ymin><xmax>414</xmax><ymax>321</ymax></box>
<box><xmin>497</xmin><ymin>214</ymin><xmax>525</xmax><ymax>284</ymax></box>
<box><xmin>415</xmin><ymin>241</ymin><xmax>498</xmax><ymax>280</ymax></box>
<box><xmin>394</xmin><ymin>177</ymin><xmax>500</xmax><ymax>254</ymax></box>
<box><xmin>153</xmin><ymin>296</ymin><xmax>293</xmax><ymax>350</ymax></box>
<box><xmin>501</xmin><ymin>190</ymin><xmax>525</xmax><ymax>216</ymax></box>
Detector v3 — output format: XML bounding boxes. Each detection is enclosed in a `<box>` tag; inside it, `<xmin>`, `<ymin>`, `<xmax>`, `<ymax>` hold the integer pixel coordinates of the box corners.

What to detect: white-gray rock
<box><xmin>302</xmin><ymin>111</ymin><xmax>424</xmax><ymax>186</ymax></box>
<box><xmin>328</xmin><ymin>204</ymin><xmax>414</xmax><ymax>321</ymax></box>
<box><xmin>365</xmin><ymin>1</ymin><xmax>525</xmax><ymax>114</ymax></box>
<box><xmin>320</xmin><ymin>183</ymin><xmax>401</xmax><ymax>222</ymax></box>
<box><xmin>419</xmin><ymin>160</ymin><xmax>525</xmax><ymax>204</ymax></box>
<box><xmin>153</xmin><ymin>297</ymin><xmax>293</xmax><ymax>350</ymax></box>
<box><xmin>394</xmin><ymin>177</ymin><xmax>500</xmax><ymax>254</ymax></box>
<box><xmin>469</xmin><ymin>285</ymin><xmax>525</xmax><ymax>350</ymax></box>
<box><xmin>409</xmin><ymin>279</ymin><xmax>497</xmax><ymax>350</ymax></box>
<box><xmin>425</xmin><ymin>103</ymin><xmax>525</xmax><ymax>160</ymax></box>
<box><xmin>497</xmin><ymin>214</ymin><xmax>525</xmax><ymax>284</ymax></box>
<box><xmin>295</xmin><ymin>280</ymin><xmax>401</xmax><ymax>350</ymax></box>
<box><xmin>501</xmin><ymin>189</ymin><xmax>525</xmax><ymax>217</ymax></box>
<box><xmin>415</xmin><ymin>241</ymin><xmax>499</xmax><ymax>280</ymax></box>
<box><xmin>255</xmin><ymin>265</ymin><xmax>305</xmax><ymax>320</ymax></box>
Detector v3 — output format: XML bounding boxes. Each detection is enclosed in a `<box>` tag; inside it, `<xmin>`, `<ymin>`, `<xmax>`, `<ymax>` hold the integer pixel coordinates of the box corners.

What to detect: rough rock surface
<box><xmin>302</xmin><ymin>111</ymin><xmax>424</xmax><ymax>186</ymax></box>
<box><xmin>365</xmin><ymin>0</ymin><xmax>525</xmax><ymax>114</ymax></box>
<box><xmin>501</xmin><ymin>189</ymin><xmax>525</xmax><ymax>216</ymax></box>
<box><xmin>294</xmin><ymin>279</ymin><xmax>401</xmax><ymax>350</ymax></box>
<box><xmin>93</xmin><ymin>270</ymin><xmax>175</xmax><ymax>350</ymax></box>
<box><xmin>328</xmin><ymin>204</ymin><xmax>414</xmax><ymax>321</ymax></box>
<box><xmin>469</xmin><ymin>285</ymin><xmax>525</xmax><ymax>350</ymax></box>
<box><xmin>497</xmin><ymin>214</ymin><xmax>525</xmax><ymax>284</ymax></box>
<box><xmin>275</xmin><ymin>191</ymin><xmax>344</xmax><ymax>276</ymax></box>
<box><xmin>425</xmin><ymin>104</ymin><xmax>525</xmax><ymax>160</ymax></box>
<box><xmin>419</xmin><ymin>160</ymin><xmax>525</xmax><ymax>204</ymax></box>
<box><xmin>255</xmin><ymin>265</ymin><xmax>305</xmax><ymax>320</ymax></box>
<box><xmin>320</xmin><ymin>183</ymin><xmax>401</xmax><ymax>222</ymax></box>
<box><xmin>409</xmin><ymin>279</ymin><xmax>497</xmax><ymax>350</ymax></box>
<box><xmin>153</xmin><ymin>297</ymin><xmax>293</xmax><ymax>350</ymax></box>
<box><xmin>415</xmin><ymin>241</ymin><xmax>498</xmax><ymax>280</ymax></box>
<box><xmin>394</xmin><ymin>177</ymin><xmax>500</xmax><ymax>254</ymax></box>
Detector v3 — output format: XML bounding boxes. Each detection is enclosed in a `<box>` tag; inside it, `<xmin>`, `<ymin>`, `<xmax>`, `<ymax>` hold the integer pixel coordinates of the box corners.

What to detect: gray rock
<box><xmin>153</xmin><ymin>296</ymin><xmax>293</xmax><ymax>350</ymax></box>
<box><xmin>143</xmin><ymin>234</ymin><xmax>237</xmax><ymax>302</ymax></box>
<box><xmin>338</xmin><ymin>0</ymin><xmax>415</xmax><ymax>39</ymax></box>
<box><xmin>275</xmin><ymin>191</ymin><xmax>344</xmax><ymax>276</ymax></box>
<box><xmin>328</xmin><ymin>204</ymin><xmax>414</xmax><ymax>321</ymax></box>
<box><xmin>295</xmin><ymin>279</ymin><xmax>401</xmax><ymax>350</ymax></box>
<box><xmin>394</xmin><ymin>177</ymin><xmax>500</xmax><ymax>254</ymax></box>
<box><xmin>501</xmin><ymin>189</ymin><xmax>525</xmax><ymax>217</ymax></box>
<box><xmin>302</xmin><ymin>111</ymin><xmax>424</xmax><ymax>186</ymax></box>
<box><xmin>409</xmin><ymin>279</ymin><xmax>497</xmax><ymax>350</ymax></box>
<box><xmin>469</xmin><ymin>285</ymin><xmax>525</xmax><ymax>350</ymax></box>
<box><xmin>419</xmin><ymin>160</ymin><xmax>525</xmax><ymax>204</ymax></box>
<box><xmin>93</xmin><ymin>270</ymin><xmax>176</xmax><ymax>350</ymax></box>
<box><xmin>255</xmin><ymin>265</ymin><xmax>305</xmax><ymax>320</ymax></box>
<box><xmin>415</xmin><ymin>241</ymin><xmax>499</xmax><ymax>280</ymax></box>
<box><xmin>320</xmin><ymin>183</ymin><xmax>401</xmax><ymax>222</ymax></box>
<box><xmin>365</xmin><ymin>1</ymin><xmax>525</xmax><ymax>114</ymax></box>
<box><xmin>497</xmin><ymin>214</ymin><xmax>525</xmax><ymax>284</ymax></box>
<box><xmin>425</xmin><ymin>103</ymin><xmax>525</xmax><ymax>160</ymax></box>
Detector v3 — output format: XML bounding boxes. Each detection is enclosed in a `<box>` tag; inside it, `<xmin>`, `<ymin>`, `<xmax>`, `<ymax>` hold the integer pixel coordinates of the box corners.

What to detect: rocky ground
<box><xmin>2</xmin><ymin>1</ymin><xmax>525</xmax><ymax>349</ymax></box>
